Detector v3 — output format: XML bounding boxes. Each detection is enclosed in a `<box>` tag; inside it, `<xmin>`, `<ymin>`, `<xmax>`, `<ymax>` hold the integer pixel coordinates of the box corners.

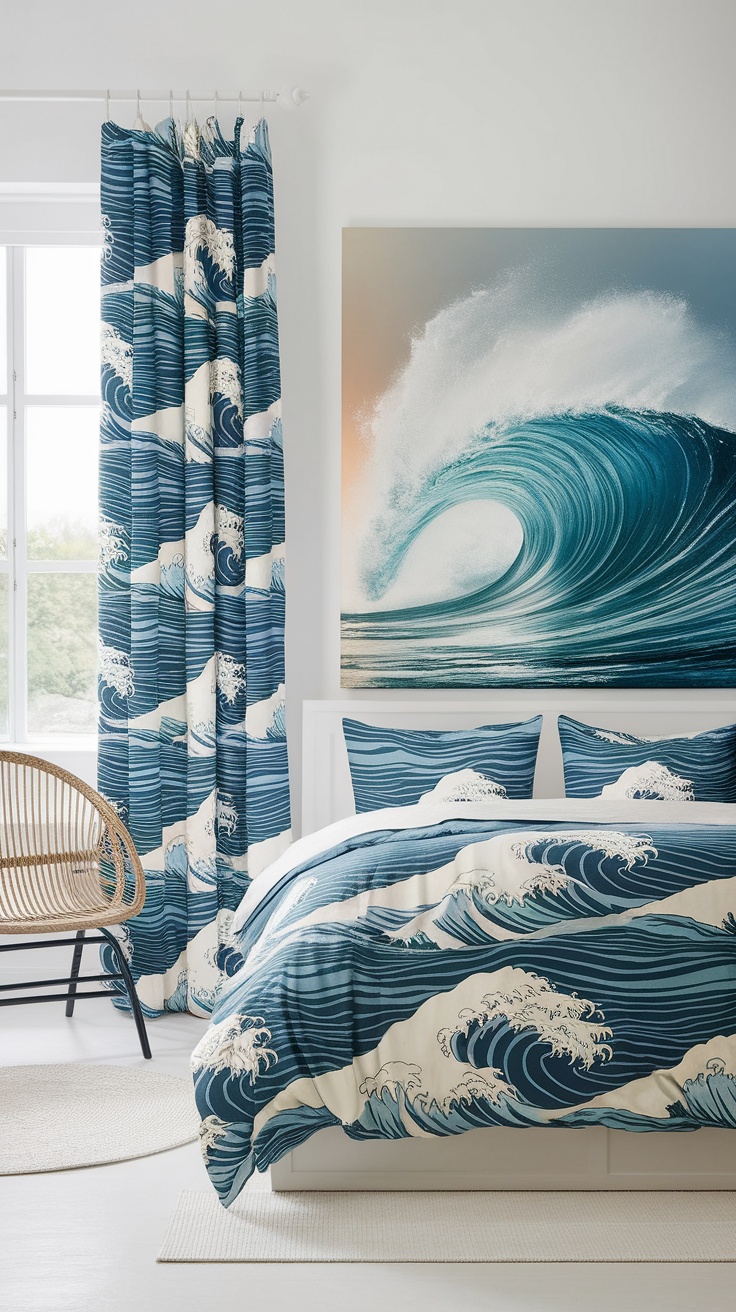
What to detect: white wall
<box><xmin>2</xmin><ymin>0</ymin><xmax>736</xmax><ymax>822</ymax></box>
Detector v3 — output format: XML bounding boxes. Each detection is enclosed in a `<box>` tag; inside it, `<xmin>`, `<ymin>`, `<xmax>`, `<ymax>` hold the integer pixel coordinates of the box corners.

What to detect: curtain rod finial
<box><xmin>290</xmin><ymin>86</ymin><xmax>309</xmax><ymax>107</ymax></box>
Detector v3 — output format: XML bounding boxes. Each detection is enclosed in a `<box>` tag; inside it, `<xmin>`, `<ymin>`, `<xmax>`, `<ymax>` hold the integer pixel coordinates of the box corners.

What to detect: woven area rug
<box><xmin>159</xmin><ymin>1188</ymin><xmax>736</xmax><ymax>1263</ymax></box>
<box><xmin>0</xmin><ymin>1063</ymin><xmax>199</xmax><ymax>1174</ymax></box>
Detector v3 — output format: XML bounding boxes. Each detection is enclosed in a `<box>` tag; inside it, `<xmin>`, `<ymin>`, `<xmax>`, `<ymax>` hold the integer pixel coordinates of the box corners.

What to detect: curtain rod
<box><xmin>0</xmin><ymin>88</ymin><xmax>309</xmax><ymax>106</ymax></box>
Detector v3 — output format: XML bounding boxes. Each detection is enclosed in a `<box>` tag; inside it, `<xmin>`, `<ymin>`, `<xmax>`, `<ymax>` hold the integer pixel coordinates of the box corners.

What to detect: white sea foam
<box><xmin>99</xmin><ymin>516</ymin><xmax>128</xmax><ymax>570</ymax></box>
<box><xmin>210</xmin><ymin>357</ymin><xmax>243</xmax><ymax>416</ymax></box>
<box><xmin>199</xmin><ymin>1114</ymin><xmax>230</xmax><ymax>1157</ymax></box>
<box><xmin>184</xmin><ymin>214</ymin><xmax>235</xmax><ymax>300</ymax></box>
<box><xmin>420</xmin><ymin>769</ymin><xmax>508</xmax><ymax>804</ymax></box>
<box><xmin>378</xmin><ymin>499</ymin><xmax>523</xmax><ymax>608</ymax></box>
<box><xmin>600</xmin><ymin>762</ymin><xmax>695</xmax><ymax>801</ymax></box>
<box><xmin>100</xmin><ymin>322</ymin><xmax>132</xmax><ymax>389</ymax></box>
<box><xmin>216</xmin><ymin>651</ymin><xmax>247</xmax><ymax>704</ymax></box>
<box><xmin>438</xmin><ymin>971</ymin><xmax>613</xmax><ymax>1071</ymax></box>
<box><xmin>98</xmin><ymin>640</ymin><xmax>135</xmax><ymax>698</ymax></box>
<box><xmin>191</xmin><ymin>1013</ymin><xmax>278</xmax><ymax>1081</ymax></box>
<box><xmin>359</xmin><ymin>1059</ymin><xmax>517</xmax><ymax>1115</ymax></box>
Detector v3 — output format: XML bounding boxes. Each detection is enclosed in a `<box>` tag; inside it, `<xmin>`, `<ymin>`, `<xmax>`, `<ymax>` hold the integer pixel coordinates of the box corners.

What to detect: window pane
<box><xmin>0</xmin><ymin>407</ymin><xmax>6</xmax><ymax>558</ymax></box>
<box><xmin>0</xmin><ymin>572</ymin><xmax>8</xmax><ymax>737</ymax></box>
<box><xmin>0</xmin><ymin>249</ymin><xmax>6</xmax><ymax>394</ymax></box>
<box><xmin>27</xmin><ymin>573</ymin><xmax>97</xmax><ymax>735</ymax></box>
<box><xmin>25</xmin><ymin>247</ymin><xmax>100</xmax><ymax>396</ymax></box>
<box><xmin>26</xmin><ymin>407</ymin><xmax>98</xmax><ymax>560</ymax></box>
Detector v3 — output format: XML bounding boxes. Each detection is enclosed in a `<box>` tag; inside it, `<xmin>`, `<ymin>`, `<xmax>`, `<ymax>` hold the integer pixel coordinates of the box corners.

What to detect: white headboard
<box><xmin>302</xmin><ymin>694</ymin><xmax>736</xmax><ymax>835</ymax></box>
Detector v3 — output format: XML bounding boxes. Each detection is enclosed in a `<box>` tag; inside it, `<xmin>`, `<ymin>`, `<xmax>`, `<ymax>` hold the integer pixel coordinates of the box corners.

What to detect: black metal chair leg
<box><xmin>100</xmin><ymin>929</ymin><xmax>152</xmax><ymax>1060</ymax></box>
<box><xmin>65</xmin><ymin>930</ymin><xmax>86</xmax><ymax>1018</ymax></box>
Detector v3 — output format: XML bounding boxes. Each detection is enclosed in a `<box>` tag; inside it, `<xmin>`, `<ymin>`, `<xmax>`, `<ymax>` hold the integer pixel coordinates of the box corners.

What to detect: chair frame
<box><xmin>0</xmin><ymin>751</ymin><xmax>151</xmax><ymax>1059</ymax></box>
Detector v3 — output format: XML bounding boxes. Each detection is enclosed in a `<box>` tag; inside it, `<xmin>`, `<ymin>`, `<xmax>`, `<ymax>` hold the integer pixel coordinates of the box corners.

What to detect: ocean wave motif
<box><xmin>560</xmin><ymin>1056</ymin><xmax>736</xmax><ymax>1133</ymax></box>
<box><xmin>98</xmin><ymin>115</ymin><xmax>290</xmax><ymax>1017</ymax></box>
<box><xmin>439</xmin><ymin>971</ymin><xmax>613</xmax><ymax>1072</ymax></box>
<box><xmin>192</xmin><ymin>1014</ymin><xmax>278</xmax><ymax>1080</ymax></box>
<box><xmin>360</xmin><ymin>1059</ymin><xmax>517</xmax><ymax>1117</ymax></box>
<box><xmin>216</xmin><ymin>651</ymin><xmax>247</xmax><ymax>704</ymax></box>
<box><xmin>239</xmin><ymin>819</ymin><xmax>736</xmax><ymax>962</ymax></box>
<box><xmin>342</xmin><ymin>279</ymin><xmax>736</xmax><ymax>686</ymax></box>
<box><xmin>98</xmin><ymin>639</ymin><xmax>135</xmax><ymax>699</ymax></box>
<box><xmin>99</xmin><ymin>516</ymin><xmax>129</xmax><ymax>571</ymax></box>
<box><xmin>343</xmin><ymin>716</ymin><xmax>542</xmax><ymax>811</ymax></box>
<box><xmin>387</xmin><ymin>828</ymin><xmax>656</xmax><ymax>946</ymax></box>
<box><xmin>100</xmin><ymin>322</ymin><xmax>132</xmax><ymax>388</ymax></box>
<box><xmin>559</xmin><ymin>714</ymin><xmax>736</xmax><ymax>802</ymax></box>
<box><xmin>601</xmin><ymin>762</ymin><xmax>695</xmax><ymax>801</ymax></box>
<box><xmin>344</xmin><ymin>968</ymin><xmax>610</xmax><ymax>1138</ymax></box>
<box><xmin>420</xmin><ymin>769</ymin><xmax>508</xmax><ymax>803</ymax></box>
<box><xmin>193</xmin><ymin>809</ymin><xmax>736</xmax><ymax>1204</ymax></box>
<box><xmin>184</xmin><ymin>214</ymin><xmax>235</xmax><ymax>303</ymax></box>
<box><xmin>668</xmin><ymin>1058</ymin><xmax>736</xmax><ymax>1128</ymax></box>
<box><xmin>210</xmin><ymin>358</ymin><xmax>243</xmax><ymax>418</ymax></box>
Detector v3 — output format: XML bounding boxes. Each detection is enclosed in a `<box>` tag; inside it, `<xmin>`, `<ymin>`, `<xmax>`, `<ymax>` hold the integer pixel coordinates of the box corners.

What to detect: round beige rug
<box><xmin>0</xmin><ymin>1063</ymin><xmax>200</xmax><ymax>1174</ymax></box>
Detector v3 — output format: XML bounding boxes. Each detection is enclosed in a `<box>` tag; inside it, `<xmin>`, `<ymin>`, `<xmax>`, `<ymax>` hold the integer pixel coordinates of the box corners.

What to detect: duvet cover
<box><xmin>191</xmin><ymin>799</ymin><xmax>736</xmax><ymax>1206</ymax></box>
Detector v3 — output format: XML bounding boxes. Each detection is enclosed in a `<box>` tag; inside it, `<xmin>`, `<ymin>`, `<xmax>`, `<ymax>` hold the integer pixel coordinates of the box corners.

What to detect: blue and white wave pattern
<box><xmin>98</xmin><ymin>116</ymin><xmax>291</xmax><ymax>1016</ymax></box>
<box><xmin>343</xmin><ymin>716</ymin><xmax>542</xmax><ymax>812</ymax></box>
<box><xmin>193</xmin><ymin>806</ymin><xmax>736</xmax><ymax>1205</ymax></box>
<box><xmin>559</xmin><ymin>714</ymin><xmax>736</xmax><ymax>802</ymax></box>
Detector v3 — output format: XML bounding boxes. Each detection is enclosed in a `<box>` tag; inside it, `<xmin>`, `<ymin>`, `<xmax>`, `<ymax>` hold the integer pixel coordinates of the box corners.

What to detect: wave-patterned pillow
<box><xmin>558</xmin><ymin>714</ymin><xmax>736</xmax><ymax>802</ymax></box>
<box><xmin>343</xmin><ymin>717</ymin><xmax>543</xmax><ymax>814</ymax></box>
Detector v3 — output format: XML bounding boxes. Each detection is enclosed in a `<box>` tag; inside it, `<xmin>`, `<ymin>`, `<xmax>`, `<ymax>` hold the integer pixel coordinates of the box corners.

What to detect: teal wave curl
<box><xmin>342</xmin><ymin>406</ymin><xmax>736</xmax><ymax>685</ymax></box>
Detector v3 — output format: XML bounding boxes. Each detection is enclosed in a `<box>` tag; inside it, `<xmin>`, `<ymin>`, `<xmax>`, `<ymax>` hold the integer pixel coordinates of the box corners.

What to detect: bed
<box><xmin>193</xmin><ymin>697</ymin><xmax>736</xmax><ymax>1202</ymax></box>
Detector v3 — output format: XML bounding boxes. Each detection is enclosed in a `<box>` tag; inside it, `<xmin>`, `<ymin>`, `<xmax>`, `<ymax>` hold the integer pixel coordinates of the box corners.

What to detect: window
<box><xmin>0</xmin><ymin>244</ymin><xmax>100</xmax><ymax>743</ymax></box>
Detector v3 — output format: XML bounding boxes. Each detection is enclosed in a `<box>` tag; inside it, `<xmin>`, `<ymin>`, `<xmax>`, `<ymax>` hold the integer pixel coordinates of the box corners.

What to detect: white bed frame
<box><xmin>271</xmin><ymin>694</ymin><xmax>736</xmax><ymax>1191</ymax></box>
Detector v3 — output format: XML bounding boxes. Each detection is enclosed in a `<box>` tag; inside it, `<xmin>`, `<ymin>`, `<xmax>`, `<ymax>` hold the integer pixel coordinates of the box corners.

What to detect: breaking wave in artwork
<box><xmin>342</xmin><ymin>278</ymin><xmax>736</xmax><ymax>686</ymax></box>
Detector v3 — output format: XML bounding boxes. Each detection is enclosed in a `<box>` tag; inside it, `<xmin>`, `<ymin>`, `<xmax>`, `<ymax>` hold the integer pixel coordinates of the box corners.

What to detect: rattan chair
<box><xmin>0</xmin><ymin>751</ymin><xmax>151</xmax><ymax>1058</ymax></box>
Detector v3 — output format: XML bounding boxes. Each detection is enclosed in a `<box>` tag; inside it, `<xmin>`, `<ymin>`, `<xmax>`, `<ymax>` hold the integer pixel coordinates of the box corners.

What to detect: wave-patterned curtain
<box><xmin>98</xmin><ymin>116</ymin><xmax>291</xmax><ymax>1016</ymax></box>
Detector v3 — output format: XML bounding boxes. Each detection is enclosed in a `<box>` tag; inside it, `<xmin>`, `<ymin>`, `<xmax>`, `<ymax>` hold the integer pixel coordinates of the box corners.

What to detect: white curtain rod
<box><xmin>0</xmin><ymin>88</ymin><xmax>309</xmax><ymax>106</ymax></box>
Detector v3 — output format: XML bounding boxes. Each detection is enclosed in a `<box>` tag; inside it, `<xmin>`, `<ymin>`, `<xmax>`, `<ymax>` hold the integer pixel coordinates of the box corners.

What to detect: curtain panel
<box><xmin>98</xmin><ymin>116</ymin><xmax>291</xmax><ymax>1016</ymax></box>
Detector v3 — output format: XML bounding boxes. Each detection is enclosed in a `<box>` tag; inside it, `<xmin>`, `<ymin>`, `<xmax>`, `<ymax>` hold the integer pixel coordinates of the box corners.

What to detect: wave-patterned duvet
<box><xmin>192</xmin><ymin>799</ymin><xmax>736</xmax><ymax>1206</ymax></box>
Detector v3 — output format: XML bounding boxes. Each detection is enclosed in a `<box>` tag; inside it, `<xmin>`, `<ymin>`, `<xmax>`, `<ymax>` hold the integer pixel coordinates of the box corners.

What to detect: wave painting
<box><xmin>341</xmin><ymin>228</ymin><xmax>736</xmax><ymax>686</ymax></box>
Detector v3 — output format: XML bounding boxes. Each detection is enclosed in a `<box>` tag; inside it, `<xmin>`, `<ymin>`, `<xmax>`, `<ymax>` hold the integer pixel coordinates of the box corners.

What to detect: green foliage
<box><xmin>27</xmin><ymin>572</ymin><xmax>97</xmax><ymax>704</ymax></box>
<box><xmin>27</xmin><ymin>519</ymin><xmax>96</xmax><ymax>562</ymax></box>
<box><xmin>0</xmin><ymin>522</ymin><xmax>97</xmax><ymax>734</ymax></box>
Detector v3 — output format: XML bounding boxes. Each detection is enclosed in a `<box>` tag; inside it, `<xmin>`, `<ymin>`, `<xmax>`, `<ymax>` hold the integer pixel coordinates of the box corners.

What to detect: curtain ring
<box><xmin>136</xmin><ymin>88</ymin><xmax>141</xmax><ymax>120</ymax></box>
<box><xmin>186</xmin><ymin>88</ymin><xmax>192</xmax><ymax>123</ymax></box>
<box><xmin>169</xmin><ymin>88</ymin><xmax>174</xmax><ymax>120</ymax></box>
<box><xmin>238</xmin><ymin>88</ymin><xmax>243</xmax><ymax>117</ymax></box>
<box><xmin>105</xmin><ymin>89</ymin><xmax>110</xmax><ymax>121</ymax></box>
<box><xmin>259</xmin><ymin>89</ymin><xmax>264</xmax><ymax>121</ymax></box>
<box><xmin>213</xmin><ymin>89</ymin><xmax>218</xmax><ymax>121</ymax></box>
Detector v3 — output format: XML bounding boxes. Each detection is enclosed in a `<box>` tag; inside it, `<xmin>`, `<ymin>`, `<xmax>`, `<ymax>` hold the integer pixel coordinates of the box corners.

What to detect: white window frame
<box><xmin>0</xmin><ymin>187</ymin><xmax>101</xmax><ymax>783</ymax></box>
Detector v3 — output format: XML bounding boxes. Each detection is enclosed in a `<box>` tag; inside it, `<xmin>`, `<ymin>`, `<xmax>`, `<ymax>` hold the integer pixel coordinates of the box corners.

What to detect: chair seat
<box><xmin>0</xmin><ymin>857</ymin><xmax>123</xmax><ymax>935</ymax></box>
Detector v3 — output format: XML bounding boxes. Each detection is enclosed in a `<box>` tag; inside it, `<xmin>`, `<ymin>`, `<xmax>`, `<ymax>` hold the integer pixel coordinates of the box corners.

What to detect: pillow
<box><xmin>342</xmin><ymin>717</ymin><xmax>543</xmax><ymax>813</ymax></box>
<box><xmin>558</xmin><ymin>714</ymin><xmax>736</xmax><ymax>802</ymax></box>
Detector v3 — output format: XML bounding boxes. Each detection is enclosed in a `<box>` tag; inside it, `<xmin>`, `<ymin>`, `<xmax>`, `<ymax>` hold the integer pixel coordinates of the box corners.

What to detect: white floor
<box><xmin>1</xmin><ymin>994</ymin><xmax>734</xmax><ymax>1312</ymax></box>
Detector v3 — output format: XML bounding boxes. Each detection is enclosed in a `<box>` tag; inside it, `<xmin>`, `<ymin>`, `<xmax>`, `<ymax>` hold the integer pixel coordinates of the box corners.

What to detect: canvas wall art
<box><xmin>341</xmin><ymin>227</ymin><xmax>736</xmax><ymax>687</ymax></box>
